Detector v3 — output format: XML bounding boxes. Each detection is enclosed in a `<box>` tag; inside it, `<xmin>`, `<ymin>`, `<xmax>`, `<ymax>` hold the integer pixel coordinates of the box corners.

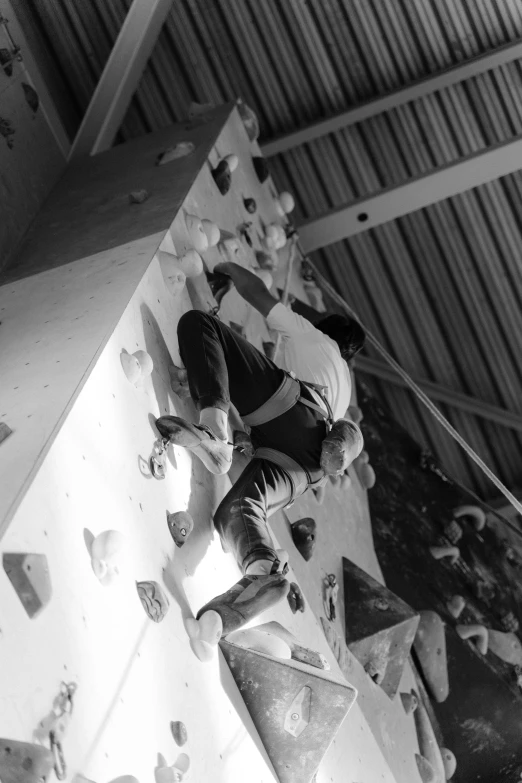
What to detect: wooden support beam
<box><xmin>262</xmin><ymin>40</ymin><xmax>522</xmax><ymax>157</ymax></box>
<box><xmin>356</xmin><ymin>355</ymin><xmax>522</xmax><ymax>433</ymax></box>
<box><xmin>298</xmin><ymin>134</ymin><xmax>522</xmax><ymax>251</ymax></box>
<box><xmin>69</xmin><ymin>0</ymin><xmax>173</xmax><ymax>160</ymax></box>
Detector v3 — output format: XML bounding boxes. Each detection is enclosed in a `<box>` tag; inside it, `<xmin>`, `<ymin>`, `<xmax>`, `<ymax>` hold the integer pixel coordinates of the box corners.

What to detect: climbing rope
<box><xmin>306</xmin><ymin>259</ymin><xmax>522</xmax><ymax>520</ymax></box>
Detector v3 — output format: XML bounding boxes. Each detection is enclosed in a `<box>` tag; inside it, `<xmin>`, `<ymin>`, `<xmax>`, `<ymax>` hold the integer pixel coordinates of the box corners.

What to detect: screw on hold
<box><xmin>291</xmin><ymin>713</ymin><xmax>299</xmax><ymax>720</ymax></box>
<box><xmin>373</xmin><ymin>597</ymin><xmax>390</xmax><ymax>611</ymax></box>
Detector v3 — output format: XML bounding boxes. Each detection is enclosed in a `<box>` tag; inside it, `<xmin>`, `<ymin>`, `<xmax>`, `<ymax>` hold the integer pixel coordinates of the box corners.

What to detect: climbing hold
<box><xmin>134</xmin><ymin>350</ymin><xmax>153</xmax><ymax>378</ymax></box>
<box><xmin>156</xmin><ymin>142</ymin><xmax>195</xmax><ymax>165</ymax></box>
<box><xmin>211</xmin><ymin>160</ymin><xmax>232</xmax><ymax>195</ymax></box>
<box><xmin>429</xmin><ymin>545</ymin><xmax>459</xmax><ymax>565</ymax></box>
<box><xmin>166</xmin><ymin>511</ymin><xmax>194</xmax><ymax>548</ymax></box>
<box><xmin>0</xmin><ymin>421</ymin><xmax>12</xmax><ymax>444</ymax></box>
<box><xmin>443</xmin><ymin>520</ymin><xmax>463</xmax><ymax>544</ymax></box>
<box><xmin>200</xmin><ymin>219</ymin><xmax>220</xmax><ymax>247</ymax></box>
<box><xmin>223</xmin><ymin>153</ymin><xmax>239</xmax><ymax>172</ymax></box>
<box><xmin>279</xmin><ymin>192</ymin><xmax>295</xmax><ymax>214</ymax></box>
<box><xmin>252</xmin><ymin>156</ymin><xmax>269</xmax><ymax>182</ymax></box>
<box><xmin>0</xmin><ymin>739</ymin><xmax>54</xmax><ymax>783</ymax></box>
<box><xmin>453</xmin><ymin>504</ymin><xmax>486</xmax><ymax>531</ymax></box>
<box><xmin>243</xmin><ymin>197</ymin><xmax>257</xmax><ymax>213</ymax></box>
<box><xmin>357</xmin><ymin>462</ymin><xmax>376</xmax><ymax>490</ymax></box>
<box><xmin>347</xmin><ymin>405</ymin><xmax>363</xmax><ymax>424</ymax></box>
<box><xmin>179</xmin><ymin>250</ymin><xmax>204</xmax><ymax>278</ymax></box>
<box><xmin>446</xmin><ymin>595</ymin><xmax>466</xmax><ymax>619</ymax></box>
<box><xmin>136</xmin><ymin>580</ymin><xmax>170</xmax><ymax>622</ymax></box>
<box><xmin>287</xmin><ymin>582</ymin><xmax>306</xmax><ymax>614</ymax></box>
<box><xmin>321</xmin><ymin>419</ymin><xmax>363</xmax><ymax>476</ymax></box>
<box><xmin>158</xmin><ymin>251</ymin><xmax>187</xmax><ymax>296</ymax></box>
<box><xmin>237</xmin><ymin>99</ymin><xmax>260</xmax><ymax>141</ymax></box>
<box><xmin>255</xmin><ymin>268</ymin><xmax>273</xmax><ymax>289</ymax></box>
<box><xmin>456</xmin><ymin>624</ymin><xmax>488</xmax><ymax>655</ymax></box>
<box><xmin>154</xmin><ymin>753</ymin><xmax>190</xmax><ymax>783</ymax></box>
<box><xmin>400</xmin><ymin>690</ymin><xmax>418</xmax><ymax>715</ymax></box>
<box><xmin>289</xmin><ymin>517</ymin><xmax>316</xmax><ymax>562</ymax></box>
<box><xmin>226</xmin><ymin>627</ymin><xmax>292</xmax><ymax>659</ymax></box>
<box><xmin>254</xmin><ymin>621</ymin><xmax>329</xmax><ymax>669</ymax></box>
<box><xmin>274</xmin><ymin>199</ymin><xmax>286</xmax><ymax>218</ymax></box>
<box><xmin>150</xmin><ymin>438</ymin><xmax>168</xmax><ymax>480</ymax></box>
<box><xmin>415</xmin><ymin>754</ymin><xmax>436</xmax><ymax>783</ymax></box>
<box><xmin>121</xmin><ymin>350</ymin><xmax>142</xmax><ymax>384</ymax></box>
<box><xmin>184</xmin><ymin>213</ymin><xmax>209</xmax><ymax>252</ymax></box>
<box><xmin>342</xmin><ymin>557</ymin><xmax>419</xmax><ymax>698</ymax></box>
<box><xmin>91</xmin><ymin>530</ymin><xmax>127</xmax><ymax>586</ymax></box>
<box><xmin>413</xmin><ymin>611</ymin><xmax>449</xmax><ymax>703</ymax></box>
<box><xmin>22</xmin><ymin>82</ymin><xmax>39</xmax><ymax>113</ymax></box>
<box><xmin>500</xmin><ymin>611</ymin><xmax>519</xmax><ymax>633</ymax></box>
<box><xmin>440</xmin><ymin>748</ymin><xmax>457</xmax><ymax>780</ymax></box>
<box><xmin>220</xmin><ymin>639</ymin><xmax>356</xmax><ymax>783</ymax></box>
<box><xmin>170</xmin><ymin>721</ymin><xmax>188</xmax><ymax>747</ymax></box>
<box><xmin>413</xmin><ymin>697</ymin><xmax>446</xmax><ymax>783</ymax></box>
<box><xmin>488</xmin><ymin>629</ymin><xmax>522</xmax><ymax>666</ymax></box>
<box><xmin>3</xmin><ymin>553</ymin><xmax>52</xmax><ymax>619</ymax></box>
<box><xmin>313</xmin><ymin>484</ymin><xmax>326</xmax><ymax>504</ymax></box>
<box><xmin>129</xmin><ymin>189</ymin><xmax>149</xmax><ymax>204</ymax></box>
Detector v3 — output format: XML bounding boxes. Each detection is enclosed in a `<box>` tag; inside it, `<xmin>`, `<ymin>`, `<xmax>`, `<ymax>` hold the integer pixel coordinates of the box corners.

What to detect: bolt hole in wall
<box><xmin>357</xmin><ymin>212</ymin><xmax>369</xmax><ymax>223</ymax></box>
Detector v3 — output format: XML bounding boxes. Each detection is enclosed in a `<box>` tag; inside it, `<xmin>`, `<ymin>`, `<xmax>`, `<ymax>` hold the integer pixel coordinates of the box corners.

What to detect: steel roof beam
<box><xmin>262</xmin><ymin>40</ymin><xmax>522</xmax><ymax>157</ymax></box>
<box><xmin>356</xmin><ymin>356</ymin><xmax>522</xmax><ymax>433</ymax></box>
<box><xmin>69</xmin><ymin>0</ymin><xmax>173</xmax><ymax>160</ymax></box>
<box><xmin>298</xmin><ymin>134</ymin><xmax>522</xmax><ymax>251</ymax></box>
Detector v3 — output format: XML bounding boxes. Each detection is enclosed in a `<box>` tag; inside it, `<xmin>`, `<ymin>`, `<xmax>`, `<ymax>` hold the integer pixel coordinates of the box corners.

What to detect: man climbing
<box><xmin>156</xmin><ymin>261</ymin><xmax>365</xmax><ymax>661</ymax></box>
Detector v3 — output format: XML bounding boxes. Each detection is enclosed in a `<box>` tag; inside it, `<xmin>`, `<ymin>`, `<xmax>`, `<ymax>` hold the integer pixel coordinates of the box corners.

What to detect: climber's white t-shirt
<box><xmin>266</xmin><ymin>303</ymin><xmax>351</xmax><ymax>420</ymax></box>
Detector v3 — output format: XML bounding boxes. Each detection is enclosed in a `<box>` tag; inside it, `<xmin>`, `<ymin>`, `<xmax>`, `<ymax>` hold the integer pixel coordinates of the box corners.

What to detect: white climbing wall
<box><xmin>0</xmin><ymin>106</ymin><xmax>420</xmax><ymax>783</ymax></box>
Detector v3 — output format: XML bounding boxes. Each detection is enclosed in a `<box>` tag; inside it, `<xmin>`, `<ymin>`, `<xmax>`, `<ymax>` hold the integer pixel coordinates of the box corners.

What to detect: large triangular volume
<box><xmin>342</xmin><ymin>557</ymin><xmax>419</xmax><ymax>698</ymax></box>
<box><xmin>220</xmin><ymin>640</ymin><xmax>357</xmax><ymax>783</ymax></box>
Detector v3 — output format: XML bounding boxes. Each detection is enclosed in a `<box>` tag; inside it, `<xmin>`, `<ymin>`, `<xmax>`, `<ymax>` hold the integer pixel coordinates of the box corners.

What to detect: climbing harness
<box><xmin>242</xmin><ymin>371</ymin><xmax>334</xmax><ymax>504</ymax></box>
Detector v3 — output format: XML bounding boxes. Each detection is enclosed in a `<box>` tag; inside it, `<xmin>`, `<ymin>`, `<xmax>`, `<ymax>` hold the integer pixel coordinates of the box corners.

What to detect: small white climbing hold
<box><xmin>274</xmin><ymin>199</ymin><xmax>286</xmax><ymax>218</ymax></box>
<box><xmin>185</xmin><ymin>213</ymin><xmax>209</xmax><ymax>252</ymax></box>
<box><xmin>134</xmin><ymin>350</ymin><xmax>153</xmax><ymax>378</ymax></box>
<box><xmin>446</xmin><ymin>595</ymin><xmax>466</xmax><ymax>619</ymax></box>
<box><xmin>224</xmin><ymin>153</ymin><xmax>239</xmax><ymax>172</ymax></box>
<box><xmin>453</xmin><ymin>504</ymin><xmax>486</xmax><ymax>531</ymax></box>
<box><xmin>90</xmin><ymin>530</ymin><xmax>127</xmax><ymax>586</ymax></box>
<box><xmin>279</xmin><ymin>191</ymin><xmax>295</xmax><ymax>213</ymax></box>
<box><xmin>440</xmin><ymin>748</ymin><xmax>457</xmax><ymax>780</ymax></box>
<box><xmin>200</xmin><ymin>219</ymin><xmax>220</xmax><ymax>246</ymax></box>
<box><xmin>456</xmin><ymin>624</ymin><xmax>489</xmax><ymax>655</ymax></box>
<box><xmin>429</xmin><ymin>545</ymin><xmax>460</xmax><ymax>565</ymax></box>
<box><xmin>274</xmin><ymin>225</ymin><xmax>287</xmax><ymax>249</ymax></box>
<box><xmin>157</xmin><ymin>142</ymin><xmax>195</xmax><ymax>165</ymax></box>
<box><xmin>121</xmin><ymin>350</ymin><xmax>142</xmax><ymax>384</ymax></box>
<box><xmin>488</xmin><ymin>629</ymin><xmax>522</xmax><ymax>666</ymax></box>
<box><xmin>179</xmin><ymin>249</ymin><xmax>204</xmax><ymax>278</ymax></box>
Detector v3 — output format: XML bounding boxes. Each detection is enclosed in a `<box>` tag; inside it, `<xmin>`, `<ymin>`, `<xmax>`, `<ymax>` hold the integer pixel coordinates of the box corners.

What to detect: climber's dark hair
<box><xmin>315</xmin><ymin>314</ymin><xmax>365</xmax><ymax>362</ymax></box>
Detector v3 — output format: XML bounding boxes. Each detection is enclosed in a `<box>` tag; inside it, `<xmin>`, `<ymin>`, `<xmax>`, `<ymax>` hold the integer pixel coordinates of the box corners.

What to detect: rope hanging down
<box><xmin>307</xmin><ymin>261</ymin><xmax>522</xmax><ymax>520</ymax></box>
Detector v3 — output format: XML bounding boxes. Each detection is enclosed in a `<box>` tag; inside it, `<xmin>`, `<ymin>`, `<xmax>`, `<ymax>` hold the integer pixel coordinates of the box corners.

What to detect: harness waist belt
<box><xmin>242</xmin><ymin>374</ymin><xmax>300</xmax><ymax>427</ymax></box>
<box><xmin>254</xmin><ymin>447</ymin><xmax>309</xmax><ymax>499</ymax></box>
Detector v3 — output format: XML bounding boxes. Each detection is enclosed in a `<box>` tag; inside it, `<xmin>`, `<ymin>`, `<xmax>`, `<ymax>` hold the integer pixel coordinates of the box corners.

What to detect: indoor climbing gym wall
<box><xmin>0</xmin><ymin>104</ymin><xmax>427</xmax><ymax>783</ymax></box>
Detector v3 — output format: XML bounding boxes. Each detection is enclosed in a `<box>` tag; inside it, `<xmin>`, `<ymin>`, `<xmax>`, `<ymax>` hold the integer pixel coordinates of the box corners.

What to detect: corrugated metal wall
<box><xmin>14</xmin><ymin>0</ymin><xmax>522</xmax><ymax>498</ymax></box>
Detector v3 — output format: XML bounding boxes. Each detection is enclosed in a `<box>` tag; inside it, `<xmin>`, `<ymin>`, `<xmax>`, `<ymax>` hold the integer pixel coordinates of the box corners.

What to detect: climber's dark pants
<box><xmin>177</xmin><ymin>310</ymin><xmax>325</xmax><ymax>571</ymax></box>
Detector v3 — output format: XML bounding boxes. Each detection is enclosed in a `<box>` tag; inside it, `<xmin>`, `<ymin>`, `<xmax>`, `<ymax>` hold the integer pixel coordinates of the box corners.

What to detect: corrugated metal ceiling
<box><xmin>13</xmin><ymin>0</ymin><xmax>522</xmax><ymax>498</ymax></box>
